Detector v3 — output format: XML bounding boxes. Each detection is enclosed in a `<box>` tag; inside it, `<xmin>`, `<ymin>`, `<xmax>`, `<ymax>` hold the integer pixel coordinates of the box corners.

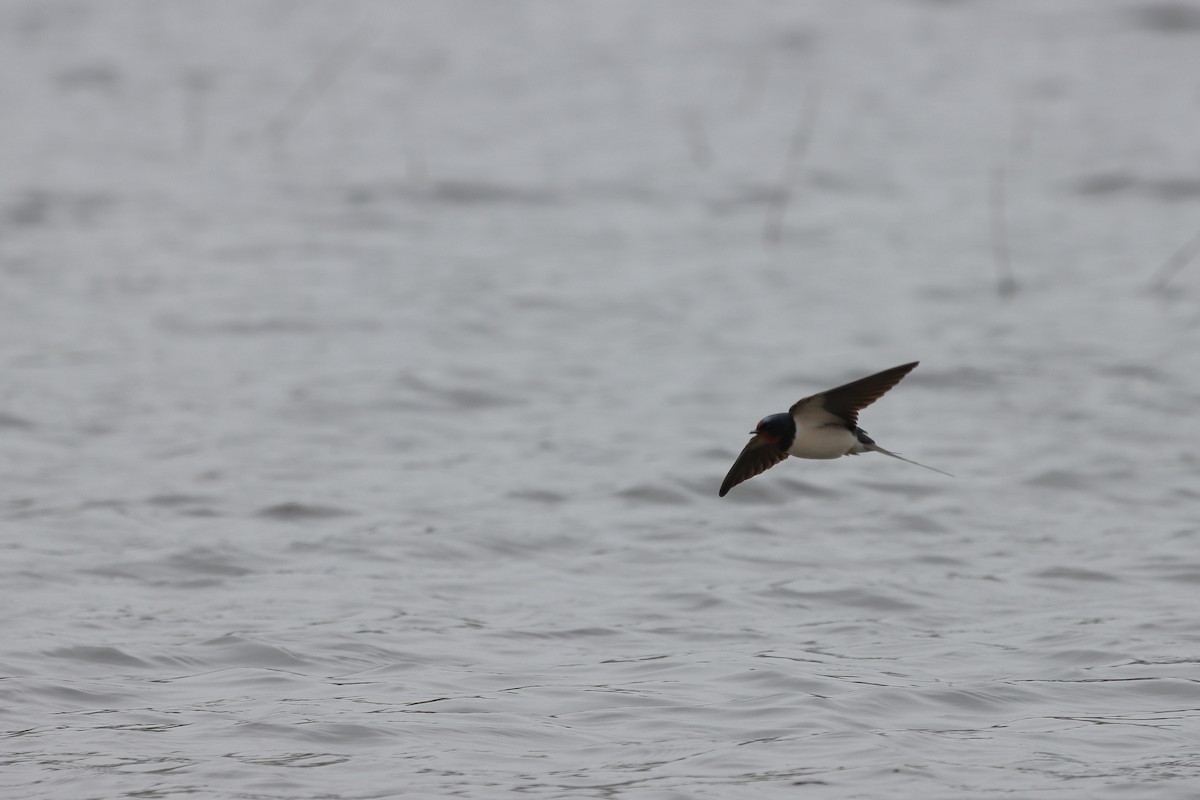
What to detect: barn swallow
<box><xmin>719</xmin><ymin>361</ymin><xmax>951</xmax><ymax>497</ymax></box>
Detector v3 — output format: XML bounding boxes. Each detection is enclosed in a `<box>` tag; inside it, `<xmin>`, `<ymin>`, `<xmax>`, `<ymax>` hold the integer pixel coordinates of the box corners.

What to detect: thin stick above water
<box><xmin>763</xmin><ymin>76</ymin><xmax>821</xmax><ymax>246</ymax></box>
<box><xmin>266</xmin><ymin>18</ymin><xmax>376</xmax><ymax>147</ymax></box>
<box><xmin>1150</xmin><ymin>222</ymin><xmax>1200</xmax><ymax>291</ymax></box>
<box><xmin>989</xmin><ymin>163</ymin><xmax>1019</xmax><ymax>297</ymax></box>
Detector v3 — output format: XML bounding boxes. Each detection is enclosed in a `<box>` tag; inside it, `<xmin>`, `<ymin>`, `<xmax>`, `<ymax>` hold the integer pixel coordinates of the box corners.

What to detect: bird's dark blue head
<box><xmin>752</xmin><ymin>413</ymin><xmax>796</xmax><ymax>448</ymax></box>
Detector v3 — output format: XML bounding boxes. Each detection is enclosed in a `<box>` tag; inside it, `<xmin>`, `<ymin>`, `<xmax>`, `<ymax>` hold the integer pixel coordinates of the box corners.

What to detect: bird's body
<box><xmin>718</xmin><ymin>361</ymin><xmax>950</xmax><ymax>497</ymax></box>
<box><xmin>789</xmin><ymin>420</ymin><xmax>861</xmax><ymax>459</ymax></box>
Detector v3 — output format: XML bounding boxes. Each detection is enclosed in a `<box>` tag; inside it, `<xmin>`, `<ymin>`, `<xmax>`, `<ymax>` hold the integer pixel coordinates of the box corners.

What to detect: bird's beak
<box><xmin>748</xmin><ymin>431</ymin><xmax>757</xmax><ymax>435</ymax></box>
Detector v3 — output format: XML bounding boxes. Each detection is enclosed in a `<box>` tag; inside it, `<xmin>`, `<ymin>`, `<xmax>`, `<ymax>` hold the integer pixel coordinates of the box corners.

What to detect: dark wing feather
<box><xmin>789</xmin><ymin>361</ymin><xmax>919</xmax><ymax>427</ymax></box>
<box><xmin>719</xmin><ymin>435</ymin><xmax>790</xmax><ymax>497</ymax></box>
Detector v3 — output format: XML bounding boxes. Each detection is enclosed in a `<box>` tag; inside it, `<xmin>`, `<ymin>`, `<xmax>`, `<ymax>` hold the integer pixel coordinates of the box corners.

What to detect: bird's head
<box><xmin>752</xmin><ymin>413</ymin><xmax>793</xmax><ymax>442</ymax></box>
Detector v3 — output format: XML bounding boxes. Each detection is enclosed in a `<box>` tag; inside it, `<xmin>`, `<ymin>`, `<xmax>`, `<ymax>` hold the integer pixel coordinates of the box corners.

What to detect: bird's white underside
<box><xmin>786</xmin><ymin>414</ymin><xmax>863</xmax><ymax>459</ymax></box>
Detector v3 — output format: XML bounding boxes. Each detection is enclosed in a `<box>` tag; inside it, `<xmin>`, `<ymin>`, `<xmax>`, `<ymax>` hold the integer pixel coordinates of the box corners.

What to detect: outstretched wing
<box><xmin>719</xmin><ymin>435</ymin><xmax>789</xmax><ymax>497</ymax></box>
<box><xmin>789</xmin><ymin>361</ymin><xmax>919</xmax><ymax>427</ymax></box>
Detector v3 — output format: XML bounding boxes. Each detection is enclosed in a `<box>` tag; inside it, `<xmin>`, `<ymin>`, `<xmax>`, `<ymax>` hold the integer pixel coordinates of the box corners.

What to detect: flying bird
<box><xmin>719</xmin><ymin>361</ymin><xmax>951</xmax><ymax>497</ymax></box>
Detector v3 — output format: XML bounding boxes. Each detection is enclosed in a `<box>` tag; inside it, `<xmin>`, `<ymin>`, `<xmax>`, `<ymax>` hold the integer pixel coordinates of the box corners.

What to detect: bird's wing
<box><xmin>789</xmin><ymin>361</ymin><xmax>919</xmax><ymax>428</ymax></box>
<box><xmin>719</xmin><ymin>434</ymin><xmax>790</xmax><ymax>497</ymax></box>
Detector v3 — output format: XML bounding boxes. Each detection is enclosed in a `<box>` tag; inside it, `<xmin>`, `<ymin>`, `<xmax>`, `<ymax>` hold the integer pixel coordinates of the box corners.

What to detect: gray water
<box><xmin>3</xmin><ymin>1</ymin><xmax>1200</xmax><ymax>797</ymax></box>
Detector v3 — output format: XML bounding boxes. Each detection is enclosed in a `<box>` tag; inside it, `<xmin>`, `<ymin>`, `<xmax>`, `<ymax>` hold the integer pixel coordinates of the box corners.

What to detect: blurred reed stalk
<box><xmin>181</xmin><ymin>69</ymin><xmax>213</xmax><ymax>154</ymax></box>
<box><xmin>733</xmin><ymin>55</ymin><xmax>769</xmax><ymax>114</ymax></box>
<box><xmin>763</xmin><ymin>77</ymin><xmax>821</xmax><ymax>246</ymax></box>
<box><xmin>266</xmin><ymin>19</ymin><xmax>375</xmax><ymax>148</ymax></box>
<box><xmin>1149</xmin><ymin>223</ymin><xmax>1200</xmax><ymax>292</ymax></box>
<box><xmin>989</xmin><ymin>163</ymin><xmax>1019</xmax><ymax>297</ymax></box>
<box><xmin>679</xmin><ymin>107</ymin><xmax>713</xmax><ymax>169</ymax></box>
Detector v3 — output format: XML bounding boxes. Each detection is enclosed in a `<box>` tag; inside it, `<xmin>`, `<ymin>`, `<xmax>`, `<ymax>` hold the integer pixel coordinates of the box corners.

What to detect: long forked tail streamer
<box><xmin>865</xmin><ymin>444</ymin><xmax>954</xmax><ymax>478</ymax></box>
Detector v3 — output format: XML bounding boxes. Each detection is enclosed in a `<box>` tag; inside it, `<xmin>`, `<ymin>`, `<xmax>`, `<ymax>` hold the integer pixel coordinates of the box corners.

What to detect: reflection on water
<box><xmin>2</xmin><ymin>1</ymin><xmax>1200</xmax><ymax>798</ymax></box>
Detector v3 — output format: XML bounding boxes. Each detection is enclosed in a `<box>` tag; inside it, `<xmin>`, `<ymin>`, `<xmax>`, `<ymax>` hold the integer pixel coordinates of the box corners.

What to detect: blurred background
<box><xmin>2</xmin><ymin>1</ymin><xmax>1199</xmax><ymax>798</ymax></box>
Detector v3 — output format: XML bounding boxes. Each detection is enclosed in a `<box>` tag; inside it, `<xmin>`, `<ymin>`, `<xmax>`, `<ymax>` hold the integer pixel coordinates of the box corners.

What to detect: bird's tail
<box><xmin>864</xmin><ymin>443</ymin><xmax>954</xmax><ymax>477</ymax></box>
